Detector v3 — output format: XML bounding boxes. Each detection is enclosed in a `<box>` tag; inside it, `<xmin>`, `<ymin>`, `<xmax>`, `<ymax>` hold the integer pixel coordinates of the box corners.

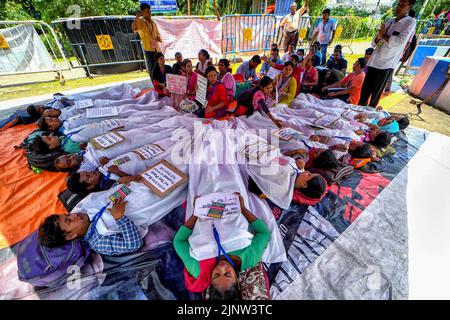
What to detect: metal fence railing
<box><xmin>0</xmin><ymin>20</ymin><xmax>70</xmax><ymax>84</ymax></box>
<box><xmin>222</xmin><ymin>14</ymin><xmax>277</xmax><ymax>59</ymax></box>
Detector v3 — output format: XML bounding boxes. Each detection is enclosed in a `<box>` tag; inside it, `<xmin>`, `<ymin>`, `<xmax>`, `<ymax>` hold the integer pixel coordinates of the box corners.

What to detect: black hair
<box><xmin>209</xmin><ymin>285</ymin><xmax>241</xmax><ymax>301</ymax></box>
<box><xmin>37</xmin><ymin>117</ymin><xmax>50</xmax><ymax>131</ymax></box>
<box><xmin>259</xmin><ymin>76</ymin><xmax>273</xmax><ymax>89</ymax></box>
<box><xmin>155</xmin><ymin>52</ymin><xmax>164</xmax><ymax>62</ymax></box>
<box><xmin>372</xmin><ymin>131</ymin><xmax>392</xmax><ymax>148</ymax></box>
<box><xmin>333</xmin><ymin>49</ymin><xmax>342</xmax><ymax>54</ymax></box>
<box><xmin>33</xmin><ymin>135</ymin><xmax>51</xmax><ymax>154</ymax></box>
<box><xmin>272</xmin><ymin>48</ymin><xmax>279</xmax><ymax>54</ymax></box>
<box><xmin>140</xmin><ymin>3</ymin><xmax>151</xmax><ymax>11</ymax></box>
<box><xmin>289</xmin><ymin>42</ymin><xmax>296</xmax><ymax>47</ymax></box>
<box><xmin>357</xmin><ymin>57</ymin><xmax>367</xmax><ymax>68</ymax></box>
<box><xmin>66</xmin><ymin>172</ymin><xmax>90</xmax><ymax>195</ymax></box>
<box><xmin>349</xmin><ymin>143</ymin><xmax>372</xmax><ymax>158</ymax></box>
<box><xmin>323</xmin><ymin>8</ymin><xmax>331</xmax><ymax>15</ymax></box>
<box><xmin>180</xmin><ymin>58</ymin><xmax>192</xmax><ymax>69</ymax></box>
<box><xmin>291</xmin><ymin>54</ymin><xmax>300</xmax><ymax>63</ymax></box>
<box><xmin>297</xmin><ymin>49</ymin><xmax>305</xmax><ymax>55</ymax></box>
<box><xmin>313</xmin><ymin>41</ymin><xmax>320</xmax><ymax>47</ymax></box>
<box><xmin>283</xmin><ymin>61</ymin><xmax>295</xmax><ymax>69</ymax></box>
<box><xmin>27</xmin><ymin>104</ymin><xmax>41</xmax><ymax>118</ymax></box>
<box><xmin>313</xmin><ymin>149</ymin><xmax>339</xmax><ymax>169</ymax></box>
<box><xmin>334</xmin><ymin>44</ymin><xmax>343</xmax><ymax>50</ymax></box>
<box><xmin>219</xmin><ymin>58</ymin><xmax>230</xmax><ymax>68</ymax></box>
<box><xmin>205</xmin><ymin>66</ymin><xmax>218</xmax><ymax>78</ymax></box>
<box><xmin>250</xmin><ymin>55</ymin><xmax>261</xmax><ymax>64</ymax></box>
<box><xmin>199</xmin><ymin>49</ymin><xmax>210</xmax><ymax>60</ymax></box>
<box><xmin>409</xmin><ymin>9</ymin><xmax>416</xmax><ymax>18</ymax></box>
<box><xmin>365</xmin><ymin>47</ymin><xmax>374</xmax><ymax>55</ymax></box>
<box><xmin>54</xmin><ymin>157</ymin><xmax>76</xmax><ymax>172</ymax></box>
<box><xmin>39</xmin><ymin>214</ymin><xmax>69</xmax><ymax>248</ymax></box>
<box><xmin>300</xmin><ymin>175</ymin><xmax>326</xmax><ymax>199</ymax></box>
<box><xmin>397</xmin><ymin>116</ymin><xmax>410</xmax><ymax>130</ymax></box>
<box><xmin>175</xmin><ymin>52</ymin><xmax>182</xmax><ymax>57</ymax></box>
<box><xmin>271</xmin><ymin>43</ymin><xmax>278</xmax><ymax>48</ymax></box>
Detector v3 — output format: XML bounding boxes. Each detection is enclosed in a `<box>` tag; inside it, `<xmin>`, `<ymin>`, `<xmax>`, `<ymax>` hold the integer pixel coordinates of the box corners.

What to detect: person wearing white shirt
<box><xmin>311</xmin><ymin>8</ymin><xmax>336</xmax><ymax>65</ymax></box>
<box><xmin>279</xmin><ymin>2</ymin><xmax>308</xmax><ymax>52</ymax></box>
<box><xmin>358</xmin><ymin>0</ymin><xmax>416</xmax><ymax>107</ymax></box>
<box><xmin>281</xmin><ymin>43</ymin><xmax>295</xmax><ymax>62</ymax></box>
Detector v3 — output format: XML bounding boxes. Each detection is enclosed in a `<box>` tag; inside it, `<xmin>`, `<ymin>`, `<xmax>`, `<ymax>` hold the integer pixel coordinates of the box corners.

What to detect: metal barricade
<box><xmin>0</xmin><ymin>20</ymin><xmax>70</xmax><ymax>85</ymax></box>
<box><xmin>222</xmin><ymin>14</ymin><xmax>277</xmax><ymax>59</ymax></box>
<box><xmin>333</xmin><ymin>16</ymin><xmax>362</xmax><ymax>54</ymax></box>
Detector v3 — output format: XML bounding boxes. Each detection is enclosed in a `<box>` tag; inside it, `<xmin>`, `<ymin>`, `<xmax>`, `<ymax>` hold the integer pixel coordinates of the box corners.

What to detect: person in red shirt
<box><xmin>321</xmin><ymin>58</ymin><xmax>366</xmax><ymax>104</ymax></box>
<box><xmin>196</xmin><ymin>66</ymin><xmax>229</xmax><ymax>119</ymax></box>
<box><xmin>298</xmin><ymin>53</ymin><xmax>319</xmax><ymax>94</ymax></box>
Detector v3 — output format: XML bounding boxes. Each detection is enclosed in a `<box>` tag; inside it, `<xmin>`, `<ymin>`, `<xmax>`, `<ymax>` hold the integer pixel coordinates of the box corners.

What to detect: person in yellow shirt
<box><xmin>132</xmin><ymin>3</ymin><xmax>162</xmax><ymax>80</ymax></box>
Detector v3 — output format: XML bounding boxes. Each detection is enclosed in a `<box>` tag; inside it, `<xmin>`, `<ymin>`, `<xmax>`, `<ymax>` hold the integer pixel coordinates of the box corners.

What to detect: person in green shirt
<box><xmin>32</xmin><ymin>133</ymin><xmax>86</xmax><ymax>155</ymax></box>
<box><xmin>173</xmin><ymin>192</ymin><xmax>271</xmax><ymax>300</ymax></box>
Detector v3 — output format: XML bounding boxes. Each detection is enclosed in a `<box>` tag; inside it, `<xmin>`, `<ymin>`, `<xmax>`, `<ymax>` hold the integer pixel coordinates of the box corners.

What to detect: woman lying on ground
<box><xmin>173</xmin><ymin>193</ymin><xmax>271</xmax><ymax>300</ymax></box>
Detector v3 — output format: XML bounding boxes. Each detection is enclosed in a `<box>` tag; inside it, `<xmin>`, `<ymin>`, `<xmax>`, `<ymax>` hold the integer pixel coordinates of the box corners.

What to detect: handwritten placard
<box><xmin>241</xmin><ymin>141</ymin><xmax>278</xmax><ymax>162</ymax></box>
<box><xmin>166</xmin><ymin>74</ymin><xmax>187</xmax><ymax>95</ymax></box>
<box><xmin>75</xmin><ymin>99</ymin><xmax>94</xmax><ymax>109</ymax></box>
<box><xmin>86</xmin><ymin>106</ymin><xmax>119</xmax><ymax>119</ymax></box>
<box><xmin>140</xmin><ymin>160</ymin><xmax>188</xmax><ymax>197</ymax></box>
<box><xmin>313</xmin><ymin>114</ymin><xmax>340</xmax><ymax>128</ymax></box>
<box><xmin>133</xmin><ymin>144</ymin><xmax>164</xmax><ymax>160</ymax></box>
<box><xmin>193</xmin><ymin>193</ymin><xmax>241</xmax><ymax>219</ymax></box>
<box><xmin>195</xmin><ymin>74</ymin><xmax>208</xmax><ymax>106</ymax></box>
<box><xmin>272</xmin><ymin>127</ymin><xmax>298</xmax><ymax>141</ymax></box>
<box><xmin>101</xmin><ymin>119</ymin><xmax>124</xmax><ymax>131</ymax></box>
<box><xmin>267</xmin><ymin>67</ymin><xmax>282</xmax><ymax>80</ymax></box>
<box><xmin>90</xmin><ymin>131</ymin><xmax>125</xmax><ymax>150</ymax></box>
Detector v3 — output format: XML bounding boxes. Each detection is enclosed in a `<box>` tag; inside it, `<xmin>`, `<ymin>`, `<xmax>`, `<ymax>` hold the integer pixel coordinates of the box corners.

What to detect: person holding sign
<box><xmin>273</xmin><ymin>61</ymin><xmax>297</xmax><ymax>107</ymax></box>
<box><xmin>217</xmin><ymin>59</ymin><xmax>236</xmax><ymax>103</ymax></box>
<box><xmin>234</xmin><ymin>77</ymin><xmax>283</xmax><ymax>128</ymax></box>
<box><xmin>151</xmin><ymin>53</ymin><xmax>174</xmax><ymax>98</ymax></box>
<box><xmin>173</xmin><ymin>193</ymin><xmax>271</xmax><ymax>298</ymax></box>
<box><xmin>196</xmin><ymin>66</ymin><xmax>229</xmax><ymax>119</ymax></box>
<box><xmin>39</xmin><ymin>197</ymin><xmax>144</xmax><ymax>256</ymax></box>
<box><xmin>259</xmin><ymin>48</ymin><xmax>283</xmax><ymax>78</ymax></box>
<box><xmin>180</xmin><ymin>59</ymin><xmax>198</xmax><ymax>101</ymax></box>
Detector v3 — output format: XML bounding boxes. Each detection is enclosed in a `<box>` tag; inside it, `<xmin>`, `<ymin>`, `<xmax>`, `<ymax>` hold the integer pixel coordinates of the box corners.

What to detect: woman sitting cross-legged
<box><xmin>173</xmin><ymin>193</ymin><xmax>271</xmax><ymax>300</ymax></box>
<box><xmin>195</xmin><ymin>66</ymin><xmax>229</xmax><ymax>119</ymax></box>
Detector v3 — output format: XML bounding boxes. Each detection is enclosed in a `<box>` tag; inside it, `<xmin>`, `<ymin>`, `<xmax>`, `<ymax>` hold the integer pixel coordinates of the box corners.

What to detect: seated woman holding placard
<box><xmin>152</xmin><ymin>52</ymin><xmax>174</xmax><ymax>98</ymax></box>
<box><xmin>195</xmin><ymin>66</ymin><xmax>229</xmax><ymax>119</ymax></box>
<box><xmin>172</xmin><ymin>59</ymin><xmax>198</xmax><ymax>109</ymax></box>
<box><xmin>173</xmin><ymin>193</ymin><xmax>271</xmax><ymax>300</ymax></box>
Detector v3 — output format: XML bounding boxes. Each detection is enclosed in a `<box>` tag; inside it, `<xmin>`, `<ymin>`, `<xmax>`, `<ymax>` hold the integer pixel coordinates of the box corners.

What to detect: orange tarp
<box><xmin>0</xmin><ymin>124</ymin><xmax>68</xmax><ymax>249</ymax></box>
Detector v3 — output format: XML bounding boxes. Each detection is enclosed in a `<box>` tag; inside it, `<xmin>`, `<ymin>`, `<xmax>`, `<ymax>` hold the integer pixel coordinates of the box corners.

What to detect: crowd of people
<box><xmin>9</xmin><ymin>0</ymin><xmax>418</xmax><ymax>300</ymax></box>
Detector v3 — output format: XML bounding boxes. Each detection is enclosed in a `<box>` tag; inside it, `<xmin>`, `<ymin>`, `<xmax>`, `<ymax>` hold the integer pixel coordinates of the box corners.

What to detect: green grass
<box><xmin>0</xmin><ymin>71</ymin><xmax>149</xmax><ymax>102</ymax></box>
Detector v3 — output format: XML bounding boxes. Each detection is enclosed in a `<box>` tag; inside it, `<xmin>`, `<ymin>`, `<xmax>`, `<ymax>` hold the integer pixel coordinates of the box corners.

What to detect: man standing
<box><xmin>311</xmin><ymin>8</ymin><xmax>336</xmax><ymax>65</ymax></box>
<box><xmin>279</xmin><ymin>2</ymin><xmax>308</xmax><ymax>52</ymax></box>
<box><xmin>132</xmin><ymin>3</ymin><xmax>162</xmax><ymax>80</ymax></box>
<box><xmin>358</xmin><ymin>0</ymin><xmax>416</xmax><ymax>107</ymax></box>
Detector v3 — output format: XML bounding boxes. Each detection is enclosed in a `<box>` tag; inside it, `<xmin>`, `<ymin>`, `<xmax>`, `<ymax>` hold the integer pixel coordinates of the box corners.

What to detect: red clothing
<box><xmin>205</xmin><ymin>82</ymin><xmax>229</xmax><ymax>119</ymax></box>
<box><xmin>274</xmin><ymin>63</ymin><xmax>302</xmax><ymax>96</ymax></box>
<box><xmin>341</xmin><ymin>71</ymin><xmax>365</xmax><ymax>105</ymax></box>
<box><xmin>299</xmin><ymin>66</ymin><xmax>318</xmax><ymax>88</ymax></box>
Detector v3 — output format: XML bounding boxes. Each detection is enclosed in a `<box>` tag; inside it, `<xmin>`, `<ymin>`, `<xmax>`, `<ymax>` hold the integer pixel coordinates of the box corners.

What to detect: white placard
<box><xmin>193</xmin><ymin>193</ymin><xmax>241</xmax><ymax>219</ymax></box>
<box><xmin>166</xmin><ymin>74</ymin><xmax>187</xmax><ymax>95</ymax></box>
<box><xmin>101</xmin><ymin>119</ymin><xmax>124</xmax><ymax>131</ymax></box>
<box><xmin>91</xmin><ymin>131</ymin><xmax>125</xmax><ymax>149</ymax></box>
<box><xmin>313</xmin><ymin>114</ymin><xmax>340</xmax><ymax>128</ymax></box>
<box><xmin>267</xmin><ymin>67</ymin><xmax>282</xmax><ymax>80</ymax></box>
<box><xmin>133</xmin><ymin>144</ymin><xmax>164</xmax><ymax>160</ymax></box>
<box><xmin>273</xmin><ymin>127</ymin><xmax>298</xmax><ymax>141</ymax></box>
<box><xmin>75</xmin><ymin>99</ymin><xmax>94</xmax><ymax>109</ymax></box>
<box><xmin>195</xmin><ymin>74</ymin><xmax>208</xmax><ymax>106</ymax></box>
<box><xmin>140</xmin><ymin>160</ymin><xmax>188</xmax><ymax>197</ymax></box>
<box><xmin>86</xmin><ymin>106</ymin><xmax>119</xmax><ymax>119</ymax></box>
<box><xmin>241</xmin><ymin>141</ymin><xmax>278</xmax><ymax>163</ymax></box>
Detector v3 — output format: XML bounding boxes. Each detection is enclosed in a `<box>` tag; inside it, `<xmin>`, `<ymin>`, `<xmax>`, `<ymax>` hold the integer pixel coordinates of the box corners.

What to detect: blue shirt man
<box><xmin>236</xmin><ymin>55</ymin><xmax>262</xmax><ymax>81</ymax></box>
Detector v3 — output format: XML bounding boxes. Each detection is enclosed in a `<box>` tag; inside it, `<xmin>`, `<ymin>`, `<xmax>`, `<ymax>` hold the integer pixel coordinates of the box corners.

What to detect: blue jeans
<box><xmin>320</xmin><ymin>44</ymin><xmax>328</xmax><ymax>65</ymax></box>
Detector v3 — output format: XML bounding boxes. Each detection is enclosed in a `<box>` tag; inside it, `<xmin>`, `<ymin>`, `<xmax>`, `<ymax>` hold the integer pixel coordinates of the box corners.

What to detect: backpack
<box><xmin>16</xmin><ymin>230</ymin><xmax>91</xmax><ymax>287</ymax></box>
<box><xmin>16</xmin><ymin>129</ymin><xmax>66</xmax><ymax>172</ymax></box>
<box><xmin>58</xmin><ymin>189</ymin><xmax>86</xmax><ymax>212</ymax></box>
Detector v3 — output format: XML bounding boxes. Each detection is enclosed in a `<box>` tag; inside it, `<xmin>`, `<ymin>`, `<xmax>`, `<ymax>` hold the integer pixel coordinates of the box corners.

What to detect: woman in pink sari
<box><xmin>218</xmin><ymin>59</ymin><xmax>236</xmax><ymax>103</ymax></box>
<box><xmin>172</xmin><ymin>59</ymin><xmax>198</xmax><ymax>109</ymax></box>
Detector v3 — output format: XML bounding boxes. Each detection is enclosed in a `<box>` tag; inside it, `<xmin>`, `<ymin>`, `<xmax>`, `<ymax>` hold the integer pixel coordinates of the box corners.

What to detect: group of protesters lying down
<box><xmin>9</xmin><ymin>78</ymin><xmax>409</xmax><ymax>300</ymax></box>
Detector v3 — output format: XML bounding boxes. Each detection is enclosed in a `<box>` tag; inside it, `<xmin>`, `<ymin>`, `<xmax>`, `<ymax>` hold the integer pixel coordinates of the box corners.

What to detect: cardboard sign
<box><xmin>241</xmin><ymin>141</ymin><xmax>278</xmax><ymax>162</ymax></box>
<box><xmin>109</xmin><ymin>185</ymin><xmax>132</xmax><ymax>202</ymax></box>
<box><xmin>196</xmin><ymin>74</ymin><xmax>208</xmax><ymax>106</ymax></box>
<box><xmin>273</xmin><ymin>127</ymin><xmax>298</xmax><ymax>141</ymax></box>
<box><xmin>96</xmin><ymin>35</ymin><xmax>114</xmax><ymax>50</ymax></box>
<box><xmin>86</xmin><ymin>106</ymin><xmax>119</xmax><ymax>119</ymax></box>
<box><xmin>140</xmin><ymin>160</ymin><xmax>187</xmax><ymax>197</ymax></box>
<box><xmin>166</xmin><ymin>74</ymin><xmax>187</xmax><ymax>95</ymax></box>
<box><xmin>133</xmin><ymin>144</ymin><xmax>164</xmax><ymax>160</ymax></box>
<box><xmin>75</xmin><ymin>99</ymin><xmax>94</xmax><ymax>109</ymax></box>
<box><xmin>313</xmin><ymin>114</ymin><xmax>340</xmax><ymax>128</ymax></box>
<box><xmin>0</xmin><ymin>34</ymin><xmax>10</xmax><ymax>49</ymax></box>
<box><xmin>267</xmin><ymin>67</ymin><xmax>282</xmax><ymax>80</ymax></box>
<box><xmin>101</xmin><ymin>119</ymin><xmax>124</xmax><ymax>131</ymax></box>
<box><xmin>90</xmin><ymin>131</ymin><xmax>125</xmax><ymax>150</ymax></box>
<box><xmin>194</xmin><ymin>193</ymin><xmax>241</xmax><ymax>219</ymax></box>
